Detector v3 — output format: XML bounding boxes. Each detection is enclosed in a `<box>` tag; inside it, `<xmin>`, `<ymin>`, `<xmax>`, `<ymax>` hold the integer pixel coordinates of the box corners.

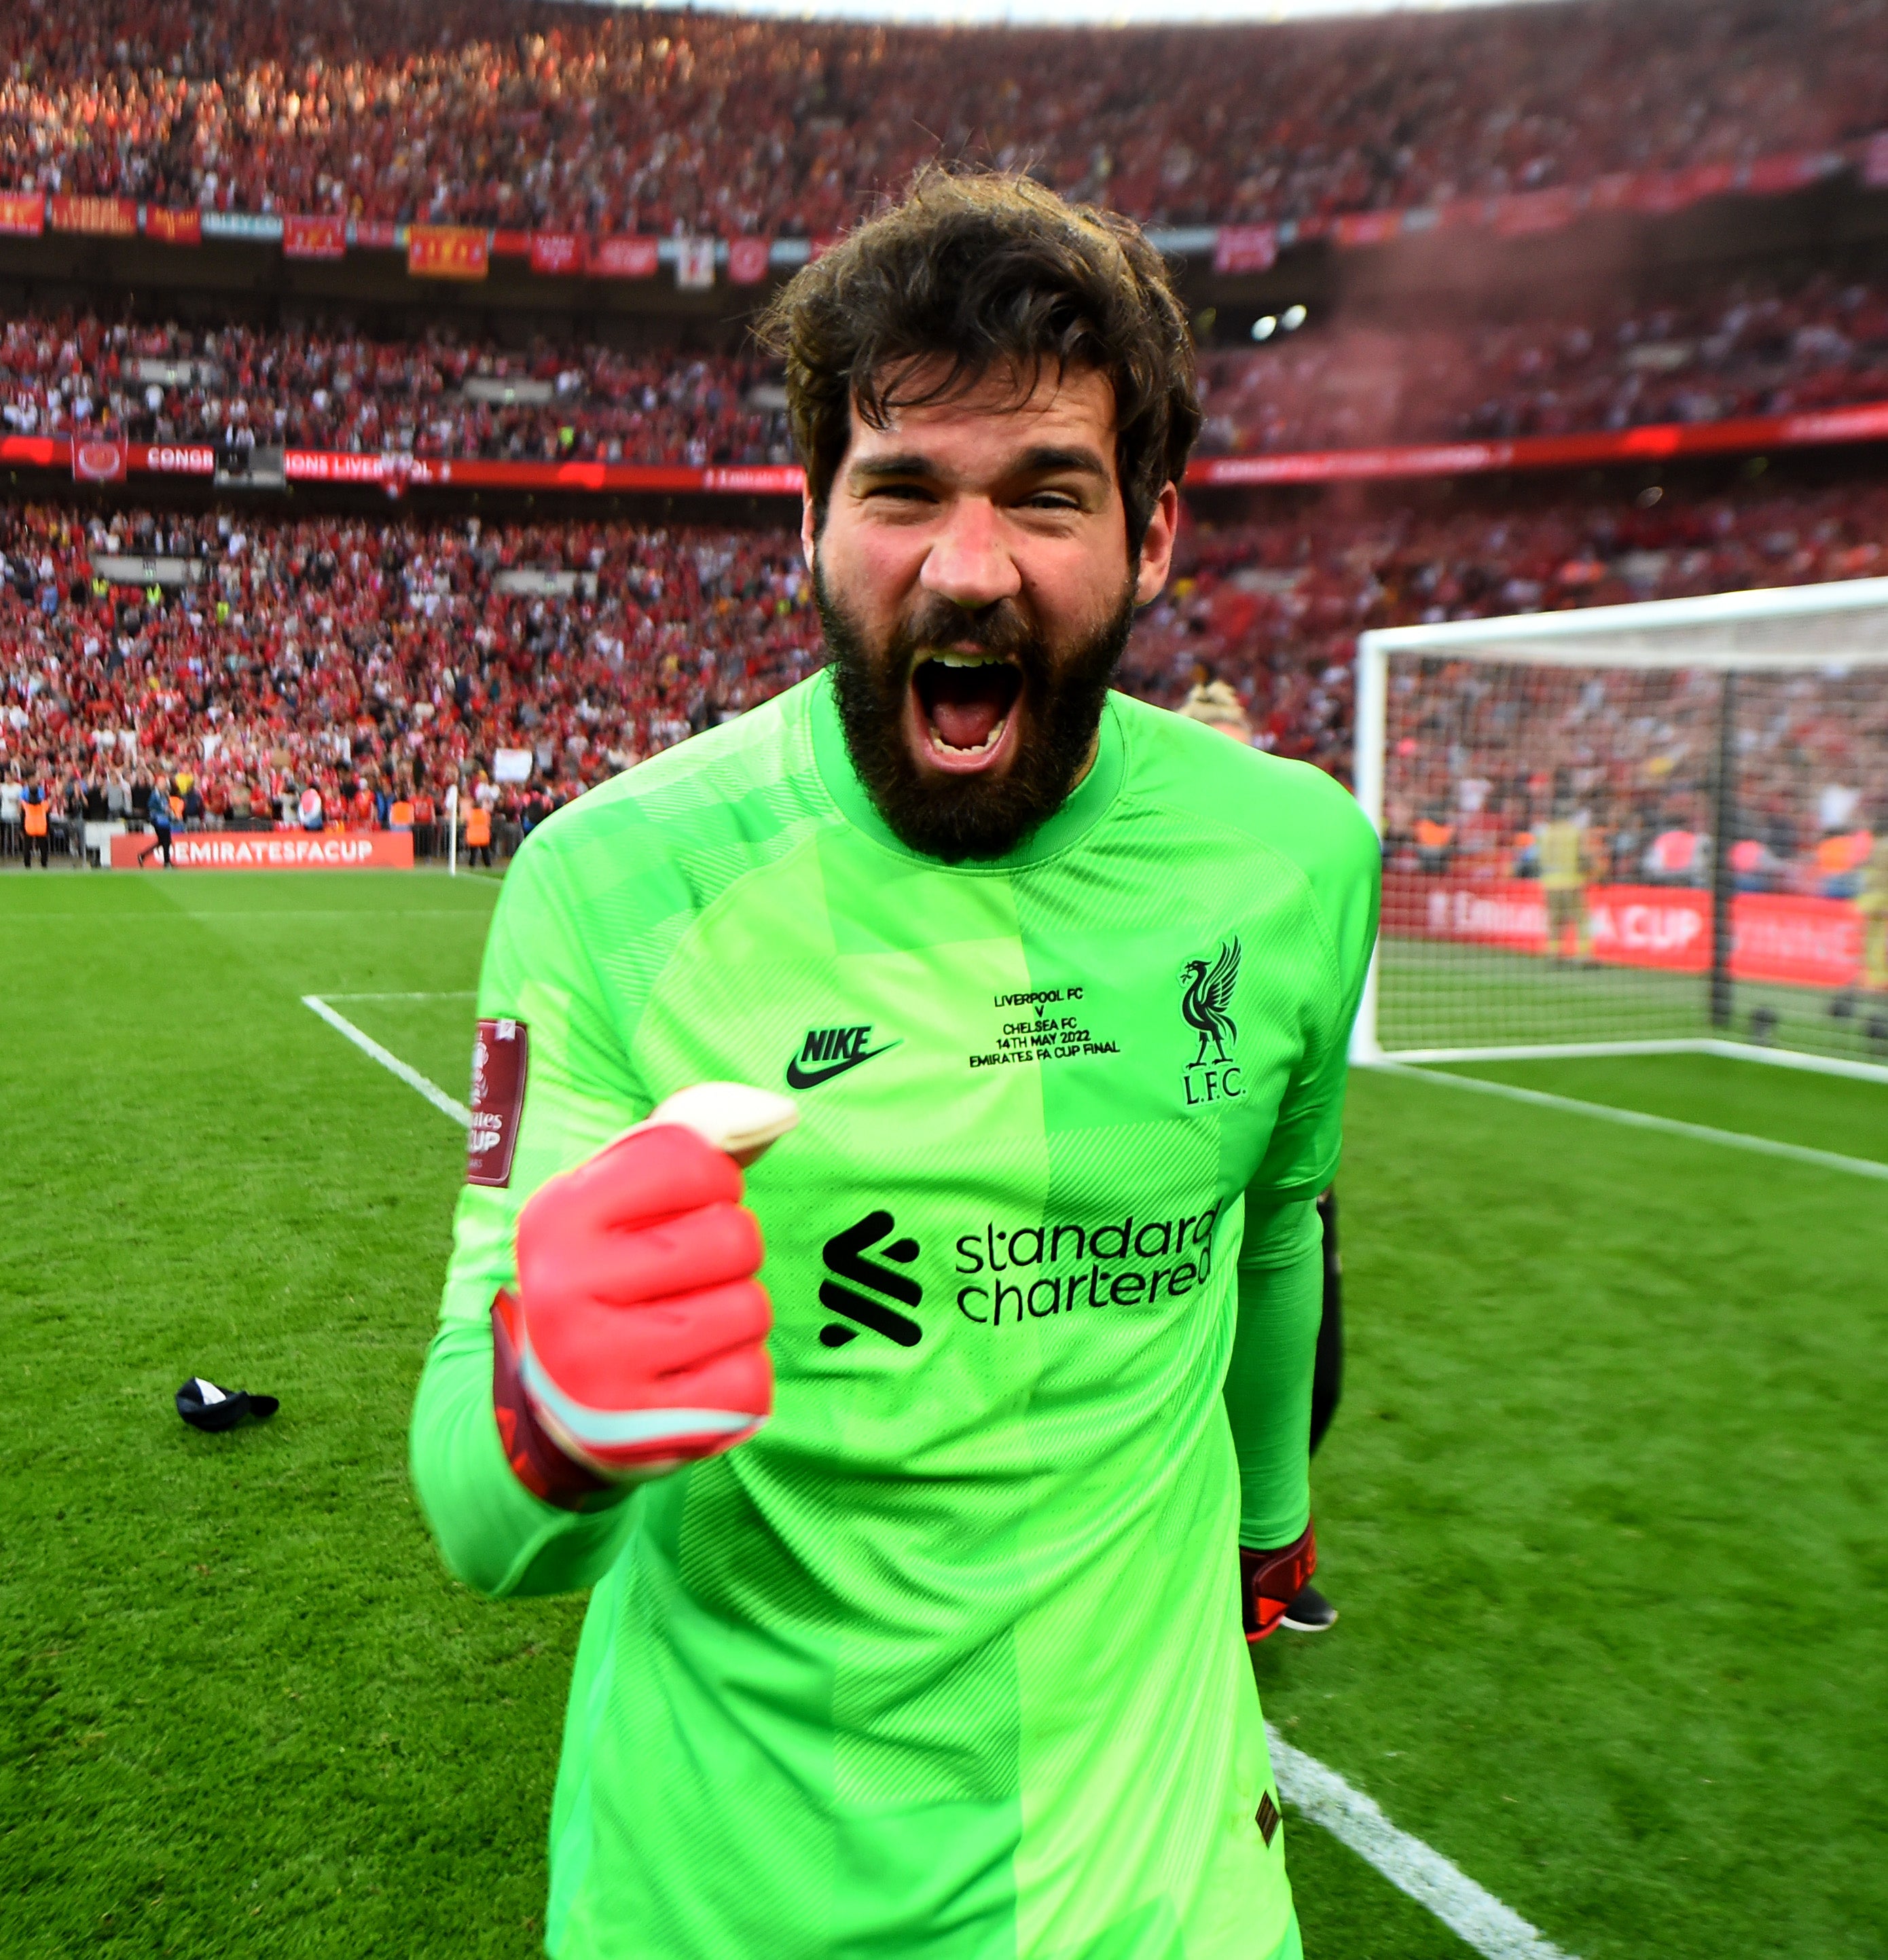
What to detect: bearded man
<box><xmin>412</xmin><ymin>170</ymin><xmax>1379</xmax><ymax>1960</ymax></box>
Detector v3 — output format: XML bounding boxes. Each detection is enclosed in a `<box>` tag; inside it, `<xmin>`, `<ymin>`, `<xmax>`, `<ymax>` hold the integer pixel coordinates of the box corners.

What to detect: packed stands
<box><xmin>3</xmin><ymin>0</ymin><xmax>1888</xmax><ymax>235</ymax></box>
<box><xmin>1</xmin><ymin>315</ymin><xmax>789</xmax><ymax>465</ymax></box>
<box><xmin>1127</xmin><ymin>469</ymin><xmax>1888</xmax><ymax>799</ymax></box>
<box><xmin>0</xmin><ymin>502</ymin><xmax>820</xmax><ymax>843</ymax></box>
<box><xmin>11</xmin><ymin>268</ymin><xmax>1888</xmax><ymax>476</ymax></box>
<box><xmin>1198</xmin><ymin>274</ymin><xmax>1888</xmax><ymax>456</ymax></box>
<box><xmin>6</xmin><ymin>467</ymin><xmax>1885</xmax><ymax>880</ymax></box>
<box><xmin>1368</xmin><ymin>649</ymin><xmax>1887</xmax><ymax>899</ymax></box>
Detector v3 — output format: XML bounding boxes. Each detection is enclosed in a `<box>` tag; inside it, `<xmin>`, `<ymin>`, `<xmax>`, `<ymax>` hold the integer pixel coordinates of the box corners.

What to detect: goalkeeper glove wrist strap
<box><xmin>1240</xmin><ymin>1523</ymin><xmax>1316</xmax><ymax>1644</ymax></box>
<box><xmin>490</xmin><ymin>1288</ymin><xmax>620</xmax><ymax>1512</ymax></box>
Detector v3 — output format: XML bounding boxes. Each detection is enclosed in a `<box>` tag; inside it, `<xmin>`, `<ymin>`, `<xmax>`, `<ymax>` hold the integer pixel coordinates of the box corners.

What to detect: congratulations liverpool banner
<box><xmin>49</xmin><ymin>195</ymin><xmax>137</xmax><ymax>236</ymax></box>
<box><xmin>109</xmin><ymin>831</ymin><xmax>416</xmax><ymax>871</ymax></box>
<box><xmin>406</xmin><ymin>225</ymin><xmax>489</xmax><ymax>280</ymax></box>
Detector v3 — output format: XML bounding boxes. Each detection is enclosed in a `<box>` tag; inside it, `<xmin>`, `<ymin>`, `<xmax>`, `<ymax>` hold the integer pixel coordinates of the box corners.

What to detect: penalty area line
<box><xmin>1373</xmin><ymin>1061</ymin><xmax>1888</xmax><ymax>1182</ymax></box>
<box><xmin>1269</xmin><ymin>1728</ymin><xmax>1574</xmax><ymax>1960</ymax></box>
<box><xmin>302</xmin><ymin>994</ymin><xmax>471</xmax><ymax>1129</ymax></box>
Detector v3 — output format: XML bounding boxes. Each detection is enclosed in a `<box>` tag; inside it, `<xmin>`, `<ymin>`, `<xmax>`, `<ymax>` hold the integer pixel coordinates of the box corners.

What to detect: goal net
<box><xmin>1350</xmin><ymin>578</ymin><xmax>1888</xmax><ymax>1076</ymax></box>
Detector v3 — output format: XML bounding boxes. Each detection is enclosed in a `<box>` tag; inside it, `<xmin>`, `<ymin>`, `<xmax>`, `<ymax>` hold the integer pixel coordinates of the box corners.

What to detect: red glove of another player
<box><xmin>1239</xmin><ymin>1523</ymin><xmax>1317</xmax><ymax>1643</ymax></box>
<box><xmin>492</xmin><ymin>1084</ymin><xmax>797</xmax><ymax>1503</ymax></box>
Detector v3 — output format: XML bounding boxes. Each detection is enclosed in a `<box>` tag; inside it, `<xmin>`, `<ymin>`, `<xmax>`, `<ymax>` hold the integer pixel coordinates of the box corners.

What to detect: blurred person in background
<box><xmin>137</xmin><ymin>771</ymin><xmax>174</xmax><ymax>869</ymax></box>
<box><xmin>463</xmin><ymin>795</ymin><xmax>494</xmax><ymax>868</ymax></box>
<box><xmin>1538</xmin><ymin>802</ymin><xmax>1596</xmax><ymax>963</ymax></box>
<box><xmin>20</xmin><ymin>768</ymin><xmax>52</xmax><ymax>867</ymax></box>
<box><xmin>1861</xmin><ymin>808</ymin><xmax>1888</xmax><ymax>996</ymax></box>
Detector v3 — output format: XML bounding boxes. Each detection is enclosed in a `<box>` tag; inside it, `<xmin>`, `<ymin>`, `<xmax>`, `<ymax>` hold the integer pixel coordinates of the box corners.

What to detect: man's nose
<box><xmin>918</xmin><ymin>498</ymin><xmax>1022</xmax><ymax>613</ymax></box>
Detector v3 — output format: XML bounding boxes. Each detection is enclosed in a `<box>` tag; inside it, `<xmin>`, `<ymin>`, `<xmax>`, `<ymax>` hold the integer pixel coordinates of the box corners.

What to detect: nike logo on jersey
<box><xmin>819</xmin><ymin>1211</ymin><xmax>923</xmax><ymax>1348</ymax></box>
<box><xmin>786</xmin><ymin>1023</ymin><xmax>900</xmax><ymax>1089</ymax></box>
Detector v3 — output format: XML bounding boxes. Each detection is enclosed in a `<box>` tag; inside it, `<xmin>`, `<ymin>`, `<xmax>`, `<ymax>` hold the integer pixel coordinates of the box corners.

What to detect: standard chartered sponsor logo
<box><xmin>953</xmin><ymin>1204</ymin><xmax>1221</xmax><ymax>1324</ymax></box>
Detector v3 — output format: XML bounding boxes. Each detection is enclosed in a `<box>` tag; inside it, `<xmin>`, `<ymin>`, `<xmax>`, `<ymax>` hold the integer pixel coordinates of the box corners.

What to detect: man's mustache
<box><xmin>892</xmin><ymin>599</ymin><xmax>1039</xmax><ymax>668</ymax></box>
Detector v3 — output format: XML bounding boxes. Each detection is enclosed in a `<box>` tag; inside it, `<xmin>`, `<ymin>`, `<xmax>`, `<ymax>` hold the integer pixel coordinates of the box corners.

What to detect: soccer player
<box><xmin>1861</xmin><ymin>813</ymin><xmax>1888</xmax><ymax>996</ymax></box>
<box><xmin>1537</xmin><ymin>802</ymin><xmax>1593</xmax><ymax>962</ymax></box>
<box><xmin>411</xmin><ymin>171</ymin><xmax>1379</xmax><ymax>1960</ymax></box>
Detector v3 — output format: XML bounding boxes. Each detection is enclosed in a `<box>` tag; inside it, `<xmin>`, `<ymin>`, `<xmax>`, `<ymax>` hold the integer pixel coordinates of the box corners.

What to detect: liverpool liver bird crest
<box><xmin>1180</xmin><ymin>940</ymin><xmax>1241</xmax><ymax>1067</ymax></box>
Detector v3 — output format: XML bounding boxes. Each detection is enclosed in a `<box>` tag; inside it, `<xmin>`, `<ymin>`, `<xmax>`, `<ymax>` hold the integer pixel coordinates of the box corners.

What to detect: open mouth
<box><xmin>910</xmin><ymin>653</ymin><xmax>1024</xmax><ymax>771</ymax></box>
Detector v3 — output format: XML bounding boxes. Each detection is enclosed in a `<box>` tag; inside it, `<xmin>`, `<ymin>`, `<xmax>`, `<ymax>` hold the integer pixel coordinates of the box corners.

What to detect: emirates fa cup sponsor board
<box><xmin>109</xmin><ymin>833</ymin><xmax>415</xmax><ymax>871</ymax></box>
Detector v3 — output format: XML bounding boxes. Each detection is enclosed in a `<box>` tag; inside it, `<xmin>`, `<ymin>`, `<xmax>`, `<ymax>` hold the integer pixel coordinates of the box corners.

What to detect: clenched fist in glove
<box><xmin>492</xmin><ymin>1083</ymin><xmax>798</xmax><ymax>1504</ymax></box>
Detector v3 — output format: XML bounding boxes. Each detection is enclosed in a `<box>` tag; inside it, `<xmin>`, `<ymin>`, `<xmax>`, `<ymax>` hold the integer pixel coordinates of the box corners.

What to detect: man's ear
<box><xmin>1134</xmin><ymin>481</ymin><xmax>1181</xmax><ymax>606</ymax></box>
<box><xmin>799</xmin><ymin>492</ymin><xmax>818</xmax><ymax>573</ymax></box>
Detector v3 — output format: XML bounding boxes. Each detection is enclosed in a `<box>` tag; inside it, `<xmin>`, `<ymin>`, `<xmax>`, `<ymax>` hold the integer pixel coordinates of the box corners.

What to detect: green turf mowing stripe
<box><xmin>1270</xmin><ymin>1728</ymin><xmax>1573</xmax><ymax>1960</ymax></box>
<box><xmin>1379</xmin><ymin>1062</ymin><xmax>1888</xmax><ymax>1180</ymax></box>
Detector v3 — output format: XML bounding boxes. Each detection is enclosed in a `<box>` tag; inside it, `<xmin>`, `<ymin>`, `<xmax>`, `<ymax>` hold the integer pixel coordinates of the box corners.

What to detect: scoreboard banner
<box><xmin>0</xmin><ymin>190</ymin><xmax>46</xmax><ymax>236</ymax></box>
<box><xmin>528</xmin><ymin>231</ymin><xmax>588</xmax><ymax>276</ymax></box>
<box><xmin>283</xmin><ymin>213</ymin><xmax>348</xmax><ymax>260</ymax></box>
<box><xmin>407</xmin><ymin>224</ymin><xmax>490</xmax><ymax>279</ymax></box>
<box><xmin>109</xmin><ymin>831</ymin><xmax>416</xmax><ymax>871</ymax></box>
<box><xmin>1382</xmin><ymin>873</ymin><xmax>1866</xmax><ymax>990</ymax></box>
<box><xmin>144</xmin><ymin>208</ymin><xmax>202</xmax><ymax>246</ymax></box>
<box><xmin>592</xmin><ymin>235</ymin><xmax>660</xmax><ymax>278</ymax></box>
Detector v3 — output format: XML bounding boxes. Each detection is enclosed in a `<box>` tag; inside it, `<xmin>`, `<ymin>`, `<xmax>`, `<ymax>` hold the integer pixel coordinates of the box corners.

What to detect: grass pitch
<box><xmin>4</xmin><ymin>869</ymin><xmax>1883</xmax><ymax>1959</ymax></box>
<box><xmin>1379</xmin><ymin>934</ymin><xmax>1888</xmax><ymax>1066</ymax></box>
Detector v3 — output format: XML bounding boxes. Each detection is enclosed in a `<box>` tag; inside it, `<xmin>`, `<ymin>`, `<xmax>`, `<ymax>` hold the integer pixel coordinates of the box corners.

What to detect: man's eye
<box><xmin>866</xmin><ymin>483</ymin><xmax>934</xmax><ymax>503</ymax></box>
<box><xmin>1020</xmin><ymin>492</ymin><xmax>1082</xmax><ymax>511</ymax></box>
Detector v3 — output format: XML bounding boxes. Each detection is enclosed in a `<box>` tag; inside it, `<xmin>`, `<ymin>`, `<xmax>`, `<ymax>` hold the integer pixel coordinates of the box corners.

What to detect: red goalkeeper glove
<box><xmin>492</xmin><ymin>1083</ymin><xmax>797</xmax><ymax>1502</ymax></box>
<box><xmin>1239</xmin><ymin>1523</ymin><xmax>1317</xmax><ymax>1643</ymax></box>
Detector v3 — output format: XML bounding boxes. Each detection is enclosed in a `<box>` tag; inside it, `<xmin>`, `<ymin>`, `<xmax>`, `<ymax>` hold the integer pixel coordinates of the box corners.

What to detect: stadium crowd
<box><xmin>4</xmin><ymin>469</ymin><xmax>1884</xmax><ymax>882</ymax></box>
<box><xmin>1</xmin><ymin>314</ymin><xmax>789</xmax><ymax>466</ymax></box>
<box><xmin>0</xmin><ymin>501</ymin><xmax>820</xmax><ymax>858</ymax></box>
<box><xmin>3</xmin><ymin>0</ymin><xmax>1888</xmax><ymax>236</ymax></box>
<box><xmin>1132</xmin><ymin>468</ymin><xmax>1888</xmax><ymax>864</ymax></box>
<box><xmin>1199</xmin><ymin>273</ymin><xmax>1888</xmax><ymax>455</ymax></box>
<box><xmin>12</xmin><ymin>270</ymin><xmax>1888</xmax><ymax>473</ymax></box>
<box><xmin>1373</xmin><ymin>647</ymin><xmax>1887</xmax><ymax>901</ymax></box>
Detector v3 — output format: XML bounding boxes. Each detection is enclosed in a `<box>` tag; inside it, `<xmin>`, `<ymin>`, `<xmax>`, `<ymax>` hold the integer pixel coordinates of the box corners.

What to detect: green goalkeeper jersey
<box><xmin>412</xmin><ymin>668</ymin><xmax>1378</xmax><ymax>1960</ymax></box>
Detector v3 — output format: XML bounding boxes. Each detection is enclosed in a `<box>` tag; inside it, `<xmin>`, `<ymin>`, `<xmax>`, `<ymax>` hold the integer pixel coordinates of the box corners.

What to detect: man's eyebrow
<box><xmin>846</xmin><ymin>452</ymin><xmax>939</xmax><ymax>482</ymax></box>
<box><xmin>844</xmin><ymin>445</ymin><xmax>1111</xmax><ymax>485</ymax></box>
<box><xmin>1011</xmin><ymin>445</ymin><xmax>1111</xmax><ymax>482</ymax></box>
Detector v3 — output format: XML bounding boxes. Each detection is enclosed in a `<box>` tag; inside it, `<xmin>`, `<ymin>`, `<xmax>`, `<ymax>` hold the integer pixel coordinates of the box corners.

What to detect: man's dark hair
<box><xmin>754</xmin><ymin>169</ymin><xmax>1201</xmax><ymax>551</ymax></box>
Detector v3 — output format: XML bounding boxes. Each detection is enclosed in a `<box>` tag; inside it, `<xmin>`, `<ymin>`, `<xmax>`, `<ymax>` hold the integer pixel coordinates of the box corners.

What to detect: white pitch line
<box><xmin>302</xmin><ymin>994</ymin><xmax>471</xmax><ymax>1129</ymax></box>
<box><xmin>1376</xmin><ymin>1061</ymin><xmax>1888</xmax><ymax>1182</ymax></box>
<box><xmin>320</xmin><ymin>989</ymin><xmax>478</xmax><ymax>1001</ymax></box>
<box><xmin>297</xmin><ymin>987</ymin><xmax>1577</xmax><ymax>1957</ymax></box>
<box><xmin>1269</xmin><ymin>1728</ymin><xmax>1574</xmax><ymax>1960</ymax></box>
<box><xmin>1379</xmin><ymin>1036</ymin><xmax>1888</xmax><ymax>1089</ymax></box>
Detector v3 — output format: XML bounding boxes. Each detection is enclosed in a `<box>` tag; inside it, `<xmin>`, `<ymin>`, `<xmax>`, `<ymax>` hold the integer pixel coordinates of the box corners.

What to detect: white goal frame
<box><xmin>1349</xmin><ymin>576</ymin><xmax>1888</xmax><ymax>1085</ymax></box>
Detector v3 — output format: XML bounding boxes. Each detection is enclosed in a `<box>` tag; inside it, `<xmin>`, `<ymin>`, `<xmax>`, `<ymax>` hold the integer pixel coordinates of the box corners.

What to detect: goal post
<box><xmin>1349</xmin><ymin>577</ymin><xmax>1888</xmax><ymax>1078</ymax></box>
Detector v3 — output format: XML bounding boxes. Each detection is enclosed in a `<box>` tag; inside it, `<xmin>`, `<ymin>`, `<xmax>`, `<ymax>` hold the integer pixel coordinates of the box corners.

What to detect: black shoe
<box><xmin>1281</xmin><ymin>1582</ymin><xmax>1337</xmax><ymax>1633</ymax></box>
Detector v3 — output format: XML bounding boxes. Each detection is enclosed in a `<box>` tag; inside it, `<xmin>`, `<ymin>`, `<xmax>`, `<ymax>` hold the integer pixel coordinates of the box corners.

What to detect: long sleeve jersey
<box><xmin>410</xmin><ymin>668</ymin><xmax>1379</xmax><ymax>1960</ymax></box>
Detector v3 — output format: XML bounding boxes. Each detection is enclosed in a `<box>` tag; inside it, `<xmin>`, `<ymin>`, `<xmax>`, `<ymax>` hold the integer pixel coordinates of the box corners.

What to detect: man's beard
<box><xmin>816</xmin><ymin>564</ymin><xmax>1134</xmax><ymax>863</ymax></box>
